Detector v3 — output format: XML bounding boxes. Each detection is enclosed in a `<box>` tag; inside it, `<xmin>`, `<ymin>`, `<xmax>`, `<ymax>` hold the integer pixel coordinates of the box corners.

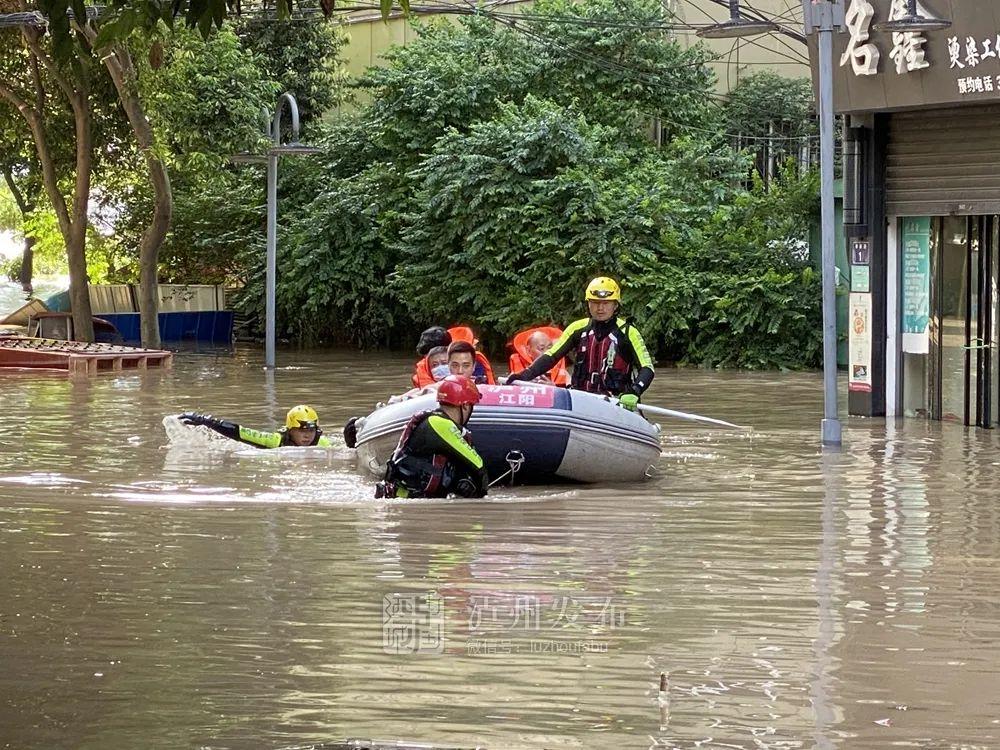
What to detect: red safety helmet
<box><xmin>437</xmin><ymin>375</ymin><xmax>481</xmax><ymax>406</ymax></box>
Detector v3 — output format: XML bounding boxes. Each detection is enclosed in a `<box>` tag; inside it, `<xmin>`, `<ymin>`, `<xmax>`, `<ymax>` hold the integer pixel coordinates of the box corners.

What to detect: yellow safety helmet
<box><xmin>585</xmin><ymin>276</ymin><xmax>621</xmax><ymax>302</ymax></box>
<box><xmin>286</xmin><ymin>405</ymin><xmax>319</xmax><ymax>430</ymax></box>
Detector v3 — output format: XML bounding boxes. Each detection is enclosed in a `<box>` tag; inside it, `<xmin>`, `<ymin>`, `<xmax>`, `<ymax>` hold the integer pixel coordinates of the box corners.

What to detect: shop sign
<box><xmin>849</xmin><ymin>292</ymin><xmax>873</xmax><ymax>393</ymax></box>
<box><xmin>901</xmin><ymin>217</ymin><xmax>931</xmax><ymax>354</ymax></box>
<box><xmin>817</xmin><ymin>1</ymin><xmax>1000</xmax><ymax>112</ymax></box>
<box><xmin>851</xmin><ymin>264</ymin><xmax>870</xmax><ymax>292</ymax></box>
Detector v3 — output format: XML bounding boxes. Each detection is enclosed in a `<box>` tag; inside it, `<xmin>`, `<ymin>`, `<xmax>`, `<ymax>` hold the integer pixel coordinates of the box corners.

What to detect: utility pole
<box><xmin>804</xmin><ymin>0</ymin><xmax>845</xmax><ymax>446</ymax></box>
<box><xmin>232</xmin><ymin>92</ymin><xmax>320</xmax><ymax>370</ymax></box>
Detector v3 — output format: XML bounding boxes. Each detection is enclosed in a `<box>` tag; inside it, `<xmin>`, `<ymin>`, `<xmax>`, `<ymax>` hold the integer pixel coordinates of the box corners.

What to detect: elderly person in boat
<box><xmin>504</xmin><ymin>276</ymin><xmax>654</xmax><ymax>411</ymax></box>
<box><xmin>180</xmin><ymin>405</ymin><xmax>332</xmax><ymax>447</ymax></box>
<box><xmin>388</xmin><ymin>346</ymin><xmax>450</xmax><ymax>404</ymax></box>
<box><xmin>508</xmin><ymin>328</ymin><xmax>571</xmax><ymax>386</ymax></box>
<box><xmin>411</xmin><ymin>327</ymin><xmax>452</xmax><ymax>387</ymax></box>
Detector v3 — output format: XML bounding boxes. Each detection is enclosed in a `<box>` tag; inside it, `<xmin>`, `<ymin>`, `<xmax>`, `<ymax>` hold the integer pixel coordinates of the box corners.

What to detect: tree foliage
<box><xmin>7</xmin><ymin>0</ymin><xmax>821</xmax><ymax>368</ymax></box>
<box><xmin>724</xmin><ymin>71</ymin><xmax>816</xmax><ymax>139</ymax></box>
<box><xmin>234</xmin><ymin>17</ymin><xmax>350</xmax><ymax>127</ymax></box>
<box><xmin>231</xmin><ymin>0</ymin><xmax>822</xmax><ymax>368</ymax></box>
<box><xmin>103</xmin><ymin>26</ymin><xmax>279</xmax><ymax>284</ymax></box>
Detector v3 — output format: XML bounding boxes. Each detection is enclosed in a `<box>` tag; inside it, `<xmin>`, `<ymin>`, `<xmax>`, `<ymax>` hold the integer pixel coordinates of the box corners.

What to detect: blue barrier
<box><xmin>99</xmin><ymin>311</ymin><xmax>233</xmax><ymax>344</ymax></box>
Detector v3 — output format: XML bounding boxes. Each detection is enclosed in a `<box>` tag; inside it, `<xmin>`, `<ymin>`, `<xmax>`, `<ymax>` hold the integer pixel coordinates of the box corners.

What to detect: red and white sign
<box><xmin>477</xmin><ymin>384</ymin><xmax>556</xmax><ymax>408</ymax></box>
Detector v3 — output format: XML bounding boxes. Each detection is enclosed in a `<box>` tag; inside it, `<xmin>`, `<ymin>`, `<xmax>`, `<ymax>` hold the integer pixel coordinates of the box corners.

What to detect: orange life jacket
<box><xmin>411</xmin><ymin>355</ymin><xmax>436</xmax><ymax>388</ymax></box>
<box><xmin>508</xmin><ymin>326</ymin><xmax>570</xmax><ymax>386</ymax></box>
<box><xmin>447</xmin><ymin>326</ymin><xmax>477</xmax><ymax>346</ymax></box>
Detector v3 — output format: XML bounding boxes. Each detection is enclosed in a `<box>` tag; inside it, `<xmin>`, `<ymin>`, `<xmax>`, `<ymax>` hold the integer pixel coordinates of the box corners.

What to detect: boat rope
<box><xmin>488</xmin><ymin>449</ymin><xmax>525</xmax><ymax>488</ymax></box>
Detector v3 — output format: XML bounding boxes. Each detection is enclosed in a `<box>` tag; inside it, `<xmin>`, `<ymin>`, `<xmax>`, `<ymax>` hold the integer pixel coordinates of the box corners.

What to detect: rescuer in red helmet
<box><xmin>374</xmin><ymin>375</ymin><xmax>489</xmax><ymax>499</ymax></box>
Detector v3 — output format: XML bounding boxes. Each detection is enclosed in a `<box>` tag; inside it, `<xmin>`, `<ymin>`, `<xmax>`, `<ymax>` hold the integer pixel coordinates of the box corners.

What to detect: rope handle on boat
<box><xmin>488</xmin><ymin>449</ymin><xmax>525</xmax><ymax>489</ymax></box>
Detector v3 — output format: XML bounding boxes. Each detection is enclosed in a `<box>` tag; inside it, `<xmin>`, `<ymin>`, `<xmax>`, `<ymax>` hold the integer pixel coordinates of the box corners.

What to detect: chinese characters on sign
<box><xmin>842</xmin><ymin>0</ymin><xmax>940</xmax><ymax>76</ymax></box>
<box><xmin>477</xmin><ymin>383</ymin><xmax>556</xmax><ymax>408</ymax></box>
<box><xmin>888</xmin><ymin>0</ymin><xmax>929</xmax><ymax>73</ymax></box>
<box><xmin>838</xmin><ymin>1</ymin><xmax>1000</xmax><ymax>102</ymax></box>
<box><xmin>948</xmin><ymin>35</ymin><xmax>999</xmax><ymax>70</ymax></box>
<box><xmin>901</xmin><ymin>217</ymin><xmax>931</xmax><ymax>354</ymax></box>
<box><xmin>851</xmin><ymin>265</ymin><xmax>870</xmax><ymax>293</ymax></box>
<box><xmin>851</xmin><ymin>239</ymin><xmax>871</xmax><ymax>265</ymax></box>
<box><xmin>841</xmin><ymin>0</ymin><xmax>880</xmax><ymax>75</ymax></box>
<box><xmin>827</xmin><ymin>2</ymin><xmax>1000</xmax><ymax>110</ymax></box>
<box><xmin>849</xmin><ymin>292</ymin><xmax>873</xmax><ymax>393</ymax></box>
<box><xmin>949</xmin><ymin>34</ymin><xmax>1000</xmax><ymax>95</ymax></box>
<box><xmin>851</xmin><ymin>240</ymin><xmax>871</xmax><ymax>293</ymax></box>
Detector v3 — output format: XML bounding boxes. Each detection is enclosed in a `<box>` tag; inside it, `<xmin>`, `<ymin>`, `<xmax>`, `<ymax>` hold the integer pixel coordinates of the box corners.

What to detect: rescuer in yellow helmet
<box><xmin>505</xmin><ymin>276</ymin><xmax>655</xmax><ymax>410</ymax></box>
<box><xmin>179</xmin><ymin>404</ymin><xmax>332</xmax><ymax>448</ymax></box>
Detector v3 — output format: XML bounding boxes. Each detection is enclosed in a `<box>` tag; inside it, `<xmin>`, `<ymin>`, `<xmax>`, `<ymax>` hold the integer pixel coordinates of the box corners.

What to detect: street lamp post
<box><xmin>699</xmin><ymin>1</ymin><xmax>843</xmax><ymax>446</ymax></box>
<box><xmin>805</xmin><ymin>0</ymin><xmax>845</xmax><ymax>447</ymax></box>
<box><xmin>232</xmin><ymin>92</ymin><xmax>320</xmax><ymax>370</ymax></box>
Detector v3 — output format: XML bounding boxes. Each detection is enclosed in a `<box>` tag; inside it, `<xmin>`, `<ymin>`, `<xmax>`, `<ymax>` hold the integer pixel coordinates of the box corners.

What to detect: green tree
<box><xmin>106</xmin><ymin>27</ymin><xmax>278</xmax><ymax>284</ymax></box>
<box><xmin>527</xmin><ymin>0</ymin><xmax>717</xmax><ymax>138</ymax></box>
<box><xmin>394</xmin><ymin>97</ymin><xmax>646</xmax><ymax>335</ymax></box>
<box><xmin>358</xmin><ymin>15</ymin><xmax>536</xmax><ymax>157</ymax></box>
<box><xmin>235</xmin><ymin>16</ymin><xmax>349</xmax><ymax>127</ymax></box>
<box><xmin>0</xmin><ymin>12</ymin><xmax>104</xmax><ymax>340</ymax></box>
<box><xmin>723</xmin><ymin>72</ymin><xmax>817</xmax><ymax>182</ymax></box>
<box><xmin>236</xmin><ymin>0</ymin><xmax>823</xmax><ymax>369</ymax></box>
<box><xmin>724</xmin><ymin>72</ymin><xmax>815</xmax><ymax>140</ymax></box>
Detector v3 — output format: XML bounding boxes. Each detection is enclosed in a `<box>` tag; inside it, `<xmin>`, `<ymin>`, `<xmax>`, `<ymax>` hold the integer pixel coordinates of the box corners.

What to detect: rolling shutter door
<box><xmin>887</xmin><ymin>104</ymin><xmax>1000</xmax><ymax>216</ymax></box>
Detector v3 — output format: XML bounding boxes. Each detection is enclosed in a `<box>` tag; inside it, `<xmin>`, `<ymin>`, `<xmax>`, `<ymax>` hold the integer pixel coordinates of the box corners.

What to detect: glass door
<box><xmin>985</xmin><ymin>216</ymin><xmax>999</xmax><ymax>426</ymax></box>
<box><xmin>930</xmin><ymin>215</ymin><xmax>999</xmax><ymax>427</ymax></box>
<box><xmin>933</xmin><ymin>217</ymin><xmax>971</xmax><ymax>422</ymax></box>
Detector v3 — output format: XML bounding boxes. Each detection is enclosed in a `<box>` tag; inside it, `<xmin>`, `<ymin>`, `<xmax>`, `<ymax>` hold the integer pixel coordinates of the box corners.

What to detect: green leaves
<box><xmin>60</xmin><ymin>0</ymin><xmax>821</xmax><ymax>368</ymax></box>
<box><xmin>724</xmin><ymin>72</ymin><xmax>816</xmax><ymax>139</ymax></box>
<box><xmin>92</xmin><ymin>9</ymin><xmax>139</xmax><ymax>52</ymax></box>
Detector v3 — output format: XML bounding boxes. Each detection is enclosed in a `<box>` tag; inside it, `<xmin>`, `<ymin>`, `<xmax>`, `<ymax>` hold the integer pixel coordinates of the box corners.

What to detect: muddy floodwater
<box><xmin>1</xmin><ymin>347</ymin><xmax>999</xmax><ymax>750</ymax></box>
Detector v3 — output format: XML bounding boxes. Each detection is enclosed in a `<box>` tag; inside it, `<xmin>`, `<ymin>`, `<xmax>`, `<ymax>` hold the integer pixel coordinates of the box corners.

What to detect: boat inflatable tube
<box><xmin>354</xmin><ymin>384</ymin><xmax>661</xmax><ymax>484</ymax></box>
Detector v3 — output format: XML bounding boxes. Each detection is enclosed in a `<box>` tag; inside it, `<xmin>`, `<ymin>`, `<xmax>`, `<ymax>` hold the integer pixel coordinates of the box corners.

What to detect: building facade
<box><xmin>816</xmin><ymin>0</ymin><xmax>1000</xmax><ymax>426</ymax></box>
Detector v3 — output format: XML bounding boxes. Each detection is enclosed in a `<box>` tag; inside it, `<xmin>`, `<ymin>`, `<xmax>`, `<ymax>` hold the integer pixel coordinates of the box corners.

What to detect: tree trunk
<box><xmin>98</xmin><ymin>41</ymin><xmax>171</xmax><ymax>349</ymax></box>
<box><xmin>67</xmin><ymin>89</ymin><xmax>95</xmax><ymax>343</ymax></box>
<box><xmin>66</xmin><ymin>221</ymin><xmax>94</xmax><ymax>341</ymax></box>
<box><xmin>19</xmin><ymin>236</ymin><xmax>35</xmax><ymax>294</ymax></box>
<box><xmin>2</xmin><ymin>167</ymin><xmax>37</xmax><ymax>295</ymax></box>
<box><xmin>4</xmin><ymin>29</ymin><xmax>96</xmax><ymax>342</ymax></box>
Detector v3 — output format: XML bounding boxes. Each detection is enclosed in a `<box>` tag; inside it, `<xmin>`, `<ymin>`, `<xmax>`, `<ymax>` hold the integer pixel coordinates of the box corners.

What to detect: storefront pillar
<box><xmin>846</xmin><ymin>115</ymin><xmax>889</xmax><ymax>417</ymax></box>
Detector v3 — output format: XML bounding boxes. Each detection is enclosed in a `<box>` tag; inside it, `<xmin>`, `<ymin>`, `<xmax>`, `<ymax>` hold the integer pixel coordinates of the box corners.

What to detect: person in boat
<box><xmin>412</xmin><ymin>327</ymin><xmax>453</xmax><ymax>387</ymax></box>
<box><xmin>447</xmin><ymin>326</ymin><xmax>496</xmax><ymax>384</ymax></box>
<box><xmin>179</xmin><ymin>405</ymin><xmax>332</xmax><ymax>448</ymax></box>
<box><xmin>446</xmin><ymin>340</ymin><xmax>497</xmax><ymax>385</ymax></box>
<box><xmin>389</xmin><ymin>346</ymin><xmax>450</xmax><ymax>404</ymax></box>
<box><xmin>375</xmin><ymin>375</ymin><xmax>489</xmax><ymax>499</ymax></box>
<box><xmin>508</xmin><ymin>326</ymin><xmax>570</xmax><ymax>386</ymax></box>
<box><xmin>504</xmin><ymin>276</ymin><xmax>654</xmax><ymax>411</ymax></box>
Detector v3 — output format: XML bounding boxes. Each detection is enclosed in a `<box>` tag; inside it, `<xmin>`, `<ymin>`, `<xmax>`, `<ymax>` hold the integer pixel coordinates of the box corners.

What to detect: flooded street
<box><xmin>1</xmin><ymin>347</ymin><xmax>999</xmax><ymax>749</ymax></box>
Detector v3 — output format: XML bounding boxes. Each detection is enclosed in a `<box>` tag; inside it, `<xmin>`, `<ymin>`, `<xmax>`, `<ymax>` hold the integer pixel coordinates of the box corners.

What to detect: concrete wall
<box><xmin>670</xmin><ymin>0</ymin><xmax>810</xmax><ymax>91</ymax></box>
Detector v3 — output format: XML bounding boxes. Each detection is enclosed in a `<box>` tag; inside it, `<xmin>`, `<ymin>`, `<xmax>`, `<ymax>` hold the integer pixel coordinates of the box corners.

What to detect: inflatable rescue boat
<box><xmin>354</xmin><ymin>384</ymin><xmax>661</xmax><ymax>484</ymax></box>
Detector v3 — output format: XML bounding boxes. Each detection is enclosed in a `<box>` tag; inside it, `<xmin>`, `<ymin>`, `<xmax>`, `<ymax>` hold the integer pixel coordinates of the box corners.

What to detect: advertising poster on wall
<box><xmin>901</xmin><ymin>217</ymin><xmax>931</xmax><ymax>354</ymax></box>
<box><xmin>849</xmin><ymin>292</ymin><xmax>873</xmax><ymax>393</ymax></box>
